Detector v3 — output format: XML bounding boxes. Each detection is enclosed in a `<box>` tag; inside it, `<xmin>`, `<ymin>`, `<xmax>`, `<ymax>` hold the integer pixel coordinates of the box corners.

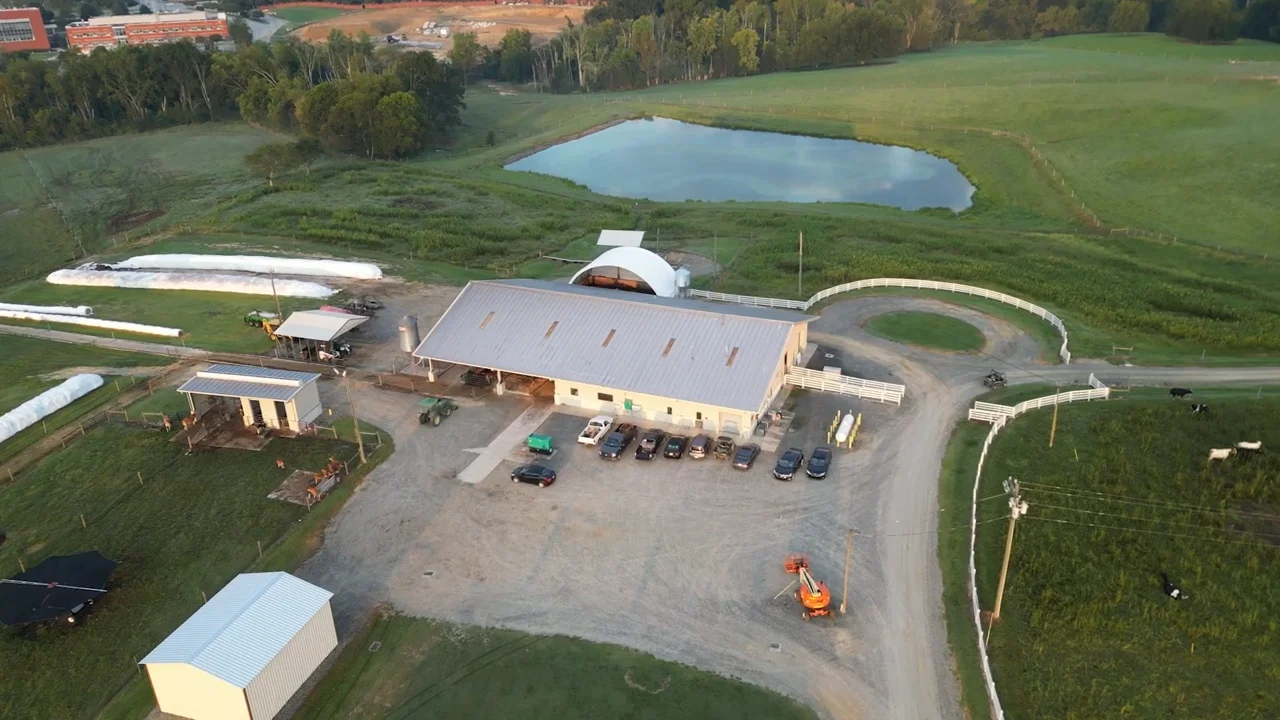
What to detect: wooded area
<box><xmin>0</xmin><ymin>32</ymin><xmax>464</xmax><ymax>156</ymax></box>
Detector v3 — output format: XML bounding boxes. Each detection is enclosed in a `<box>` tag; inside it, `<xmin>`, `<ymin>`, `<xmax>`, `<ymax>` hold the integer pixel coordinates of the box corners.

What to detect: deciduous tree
<box><xmin>244</xmin><ymin>141</ymin><xmax>301</xmax><ymax>186</ymax></box>
<box><xmin>1108</xmin><ymin>0</ymin><xmax>1150</xmax><ymax>32</ymax></box>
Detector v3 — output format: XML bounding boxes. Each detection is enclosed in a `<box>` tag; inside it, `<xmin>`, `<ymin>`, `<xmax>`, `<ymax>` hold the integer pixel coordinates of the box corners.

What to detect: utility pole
<box><xmin>335</xmin><ymin>369</ymin><xmax>366</xmax><ymax>465</ymax></box>
<box><xmin>713</xmin><ymin>233</ymin><xmax>718</xmax><ymax>275</ymax></box>
<box><xmin>840</xmin><ymin>528</ymin><xmax>854</xmax><ymax>614</ymax></box>
<box><xmin>270</xmin><ymin>270</ymin><xmax>283</xmax><ymax>322</ymax></box>
<box><xmin>992</xmin><ymin>477</ymin><xmax>1028</xmax><ymax>622</ymax></box>
<box><xmin>1049</xmin><ymin>388</ymin><xmax>1060</xmax><ymax>448</ymax></box>
<box><xmin>798</xmin><ymin>231</ymin><xmax>804</xmax><ymax>296</ymax></box>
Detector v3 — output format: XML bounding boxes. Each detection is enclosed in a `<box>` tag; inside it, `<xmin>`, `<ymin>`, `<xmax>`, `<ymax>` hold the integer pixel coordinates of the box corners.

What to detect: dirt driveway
<box><xmin>296</xmin><ymin>295</ymin><xmax>1051</xmax><ymax>720</ymax></box>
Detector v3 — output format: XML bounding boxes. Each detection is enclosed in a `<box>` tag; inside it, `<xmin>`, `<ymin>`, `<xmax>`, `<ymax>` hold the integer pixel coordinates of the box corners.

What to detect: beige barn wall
<box><xmin>553</xmin><ymin>380</ymin><xmax>756</xmax><ymax>438</ymax></box>
<box><xmin>145</xmin><ymin>663</ymin><xmax>249</xmax><ymax>720</ymax></box>
<box><xmin>244</xmin><ymin>602</ymin><xmax>338</xmax><ymax>720</ymax></box>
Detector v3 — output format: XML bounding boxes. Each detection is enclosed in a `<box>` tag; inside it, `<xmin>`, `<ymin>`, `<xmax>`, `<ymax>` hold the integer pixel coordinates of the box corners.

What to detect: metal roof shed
<box><xmin>177</xmin><ymin>365</ymin><xmax>322</xmax><ymax>432</ymax></box>
<box><xmin>273</xmin><ymin>310</ymin><xmax>368</xmax><ymax>342</ymax></box>
<box><xmin>141</xmin><ymin>572</ymin><xmax>337</xmax><ymax>720</ymax></box>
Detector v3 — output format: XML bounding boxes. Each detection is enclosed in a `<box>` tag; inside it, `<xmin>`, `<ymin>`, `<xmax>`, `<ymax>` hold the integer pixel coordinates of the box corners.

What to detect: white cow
<box><xmin>1235</xmin><ymin>441</ymin><xmax>1263</xmax><ymax>452</ymax></box>
<box><xmin>1207</xmin><ymin>448</ymin><xmax>1235</xmax><ymax>461</ymax></box>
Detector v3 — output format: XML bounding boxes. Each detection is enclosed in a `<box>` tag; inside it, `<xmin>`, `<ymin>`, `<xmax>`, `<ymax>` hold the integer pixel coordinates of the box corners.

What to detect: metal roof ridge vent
<box><xmin>544</xmin><ymin>320</ymin><xmax>559</xmax><ymax>339</ymax></box>
<box><xmin>662</xmin><ymin>338</ymin><xmax>676</xmax><ymax>357</ymax></box>
<box><xmin>493</xmin><ymin>279</ymin><xmax>802</xmax><ymax>324</ymax></box>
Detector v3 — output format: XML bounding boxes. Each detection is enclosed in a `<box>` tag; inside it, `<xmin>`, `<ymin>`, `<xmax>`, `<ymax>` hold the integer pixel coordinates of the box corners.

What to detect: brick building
<box><xmin>66</xmin><ymin>11</ymin><xmax>229</xmax><ymax>52</ymax></box>
<box><xmin>0</xmin><ymin>7</ymin><xmax>52</xmax><ymax>53</ymax></box>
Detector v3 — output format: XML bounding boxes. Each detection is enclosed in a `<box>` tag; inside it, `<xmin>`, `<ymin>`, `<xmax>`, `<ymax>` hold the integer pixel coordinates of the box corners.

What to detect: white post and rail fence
<box><xmin>783</xmin><ymin>366</ymin><xmax>906</xmax><ymax>405</ymax></box>
<box><xmin>690</xmin><ymin>277</ymin><xmax>1073</xmax><ymax>364</ymax></box>
<box><xmin>963</xmin><ymin>373</ymin><xmax>1110</xmax><ymax>720</ymax></box>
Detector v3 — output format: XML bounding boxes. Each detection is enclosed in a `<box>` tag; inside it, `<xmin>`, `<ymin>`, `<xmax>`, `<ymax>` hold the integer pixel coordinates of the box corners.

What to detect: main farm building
<box><xmin>413</xmin><ymin>278</ymin><xmax>813</xmax><ymax>438</ymax></box>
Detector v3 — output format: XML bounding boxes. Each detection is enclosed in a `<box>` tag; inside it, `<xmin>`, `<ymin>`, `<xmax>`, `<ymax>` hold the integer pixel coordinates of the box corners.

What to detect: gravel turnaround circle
<box><xmin>295</xmin><ymin>294</ymin><xmax>1280</xmax><ymax>720</ymax></box>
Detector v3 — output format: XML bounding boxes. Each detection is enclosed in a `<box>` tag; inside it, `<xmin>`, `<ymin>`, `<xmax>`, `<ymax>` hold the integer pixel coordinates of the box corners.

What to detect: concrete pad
<box><xmin>456</xmin><ymin>403</ymin><xmax>555</xmax><ymax>484</ymax></box>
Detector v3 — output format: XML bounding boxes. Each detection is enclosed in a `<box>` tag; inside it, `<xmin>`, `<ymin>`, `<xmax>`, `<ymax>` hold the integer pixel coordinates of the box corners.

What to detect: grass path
<box><xmin>864</xmin><ymin>311</ymin><xmax>986</xmax><ymax>352</ymax></box>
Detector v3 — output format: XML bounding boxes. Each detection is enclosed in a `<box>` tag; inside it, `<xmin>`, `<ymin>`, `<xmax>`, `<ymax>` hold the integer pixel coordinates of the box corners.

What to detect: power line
<box><xmin>1023</xmin><ymin>514</ymin><xmax>1280</xmax><ymax>550</ymax></box>
<box><xmin>1031</xmin><ymin>502</ymin><xmax>1280</xmax><ymax>540</ymax></box>
<box><xmin>1020</xmin><ymin>482</ymin><xmax>1280</xmax><ymax>521</ymax></box>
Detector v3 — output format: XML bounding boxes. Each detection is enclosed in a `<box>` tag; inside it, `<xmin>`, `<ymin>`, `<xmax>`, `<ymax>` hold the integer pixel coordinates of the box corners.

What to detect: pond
<box><xmin>505</xmin><ymin>117</ymin><xmax>975</xmax><ymax>211</ymax></box>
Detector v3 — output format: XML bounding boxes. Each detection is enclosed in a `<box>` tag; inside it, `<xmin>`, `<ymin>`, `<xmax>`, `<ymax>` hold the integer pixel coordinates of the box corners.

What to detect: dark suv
<box><xmin>663</xmin><ymin>435</ymin><xmax>689</xmax><ymax>459</ymax></box>
<box><xmin>773</xmin><ymin>448</ymin><xmax>805</xmax><ymax>481</ymax></box>
<box><xmin>806</xmin><ymin>447</ymin><xmax>832</xmax><ymax>479</ymax></box>
<box><xmin>599</xmin><ymin>423</ymin><xmax>638</xmax><ymax>460</ymax></box>
<box><xmin>635</xmin><ymin>429</ymin><xmax>666</xmax><ymax>460</ymax></box>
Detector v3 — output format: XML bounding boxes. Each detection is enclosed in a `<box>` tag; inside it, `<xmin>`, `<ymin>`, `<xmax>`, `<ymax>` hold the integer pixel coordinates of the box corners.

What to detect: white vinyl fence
<box><xmin>964</xmin><ymin>372</ymin><xmax>1110</xmax><ymax>720</ymax></box>
<box><xmin>966</xmin><ymin>374</ymin><xmax>1110</xmax><ymax>423</ymax></box>
<box><xmin>690</xmin><ymin>278</ymin><xmax>1073</xmax><ymax>364</ymax></box>
<box><xmin>783</xmin><ymin>367</ymin><xmax>906</xmax><ymax>404</ymax></box>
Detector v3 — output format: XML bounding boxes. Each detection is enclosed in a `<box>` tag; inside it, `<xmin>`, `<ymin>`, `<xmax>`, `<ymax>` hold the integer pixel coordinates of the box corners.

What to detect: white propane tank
<box><xmin>834</xmin><ymin>413</ymin><xmax>856</xmax><ymax>444</ymax></box>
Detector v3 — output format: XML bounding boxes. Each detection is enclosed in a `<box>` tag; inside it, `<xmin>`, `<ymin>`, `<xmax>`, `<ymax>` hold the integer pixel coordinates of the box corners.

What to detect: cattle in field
<box><xmin>1235</xmin><ymin>441</ymin><xmax>1264</xmax><ymax>460</ymax></box>
<box><xmin>1207</xmin><ymin>448</ymin><xmax>1235</xmax><ymax>461</ymax></box>
<box><xmin>1161</xmin><ymin>572</ymin><xmax>1188</xmax><ymax>601</ymax></box>
<box><xmin>1190</xmin><ymin>403</ymin><xmax>1209</xmax><ymax>415</ymax></box>
<box><xmin>1170</xmin><ymin>388</ymin><xmax>1193</xmax><ymax>399</ymax></box>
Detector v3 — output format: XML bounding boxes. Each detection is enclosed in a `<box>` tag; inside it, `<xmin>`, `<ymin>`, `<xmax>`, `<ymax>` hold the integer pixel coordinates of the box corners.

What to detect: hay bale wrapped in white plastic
<box><xmin>112</xmin><ymin>254</ymin><xmax>383</xmax><ymax>280</ymax></box>
<box><xmin>0</xmin><ymin>309</ymin><xmax>183</xmax><ymax>337</ymax></box>
<box><xmin>0</xmin><ymin>303</ymin><xmax>93</xmax><ymax>316</ymax></box>
<box><xmin>0</xmin><ymin>374</ymin><xmax>104</xmax><ymax>444</ymax></box>
<box><xmin>48</xmin><ymin>269</ymin><xmax>336</xmax><ymax>298</ymax></box>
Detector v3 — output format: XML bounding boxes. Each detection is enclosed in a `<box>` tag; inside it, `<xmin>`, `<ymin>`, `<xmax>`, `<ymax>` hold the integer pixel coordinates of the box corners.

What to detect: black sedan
<box><xmin>663</xmin><ymin>435</ymin><xmax>689</xmax><ymax>459</ymax></box>
<box><xmin>773</xmin><ymin>448</ymin><xmax>805</xmax><ymax>481</ymax></box>
<box><xmin>511</xmin><ymin>464</ymin><xmax>556</xmax><ymax>487</ymax></box>
<box><xmin>806</xmin><ymin>446</ymin><xmax>832</xmax><ymax>479</ymax></box>
<box><xmin>635</xmin><ymin>429</ymin><xmax>665</xmax><ymax>460</ymax></box>
<box><xmin>731</xmin><ymin>443</ymin><xmax>761</xmax><ymax>470</ymax></box>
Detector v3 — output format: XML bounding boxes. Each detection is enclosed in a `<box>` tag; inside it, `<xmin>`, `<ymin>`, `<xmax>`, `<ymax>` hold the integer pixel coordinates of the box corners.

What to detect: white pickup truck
<box><xmin>577</xmin><ymin>415</ymin><xmax>615</xmax><ymax>445</ymax></box>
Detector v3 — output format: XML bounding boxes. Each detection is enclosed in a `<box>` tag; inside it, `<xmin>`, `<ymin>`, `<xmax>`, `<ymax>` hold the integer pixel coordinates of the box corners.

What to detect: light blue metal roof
<box><xmin>203</xmin><ymin>364</ymin><xmax>320</xmax><ymax>384</ymax></box>
<box><xmin>140</xmin><ymin>572</ymin><xmax>333</xmax><ymax>688</ymax></box>
<box><xmin>177</xmin><ymin>377</ymin><xmax>302</xmax><ymax>402</ymax></box>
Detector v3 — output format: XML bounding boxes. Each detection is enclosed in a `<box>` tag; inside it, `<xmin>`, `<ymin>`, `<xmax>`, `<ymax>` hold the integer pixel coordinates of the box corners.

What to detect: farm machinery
<box><xmin>983</xmin><ymin>370</ymin><xmax>1007</xmax><ymax>389</ymax></box>
<box><xmin>244</xmin><ymin>310</ymin><xmax>281</xmax><ymax>340</ymax></box>
<box><xmin>784</xmin><ymin>554</ymin><xmax>832</xmax><ymax>620</ymax></box>
<box><xmin>418</xmin><ymin>397</ymin><xmax>457</xmax><ymax>426</ymax></box>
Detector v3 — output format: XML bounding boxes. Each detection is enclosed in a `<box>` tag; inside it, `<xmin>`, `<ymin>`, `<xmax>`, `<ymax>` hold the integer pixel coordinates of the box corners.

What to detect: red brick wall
<box><xmin>67</xmin><ymin>16</ymin><xmax>231</xmax><ymax>52</ymax></box>
<box><xmin>0</xmin><ymin>8</ymin><xmax>52</xmax><ymax>52</ymax></box>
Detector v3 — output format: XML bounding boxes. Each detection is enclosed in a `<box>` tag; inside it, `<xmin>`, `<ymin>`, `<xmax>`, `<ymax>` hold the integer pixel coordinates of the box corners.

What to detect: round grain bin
<box><xmin>398</xmin><ymin>315</ymin><xmax>420</xmax><ymax>353</ymax></box>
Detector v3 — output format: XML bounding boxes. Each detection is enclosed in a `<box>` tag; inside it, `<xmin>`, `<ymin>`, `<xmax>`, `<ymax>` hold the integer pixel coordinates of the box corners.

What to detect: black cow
<box><xmin>1190</xmin><ymin>403</ymin><xmax>1209</xmax><ymax>415</ymax></box>
<box><xmin>1170</xmin><ymin>388</ymin><xmax>1193</xmax><ymax>400</ymax></box>
<box><xmin>1161</xmin><ymin>572</ymin><xmax>1188</xmax><ymax>601</ymax></box>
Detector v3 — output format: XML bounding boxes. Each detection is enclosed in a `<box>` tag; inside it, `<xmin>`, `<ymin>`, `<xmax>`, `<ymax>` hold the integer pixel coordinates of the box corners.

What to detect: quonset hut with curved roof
<box><xmin>570</xmin><ymin>247</ymin><xmax>678</xmax><ymax>297</ymax></box>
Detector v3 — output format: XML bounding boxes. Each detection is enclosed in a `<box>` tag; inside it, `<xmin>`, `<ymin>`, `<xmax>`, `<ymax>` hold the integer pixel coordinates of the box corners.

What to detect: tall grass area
<box><xmin>0</xmin><ymin>426</ymin><xmax>354</xmax><ymax>720</ymax></box>
<box><xmin>970</xmin><ymin>399</ymin><xmax>1280</xmax><ymax>718</ymax></box>
<box><xmin>297</xmin><ymin>612</ymin><xmax>818</xmax><ymax>720</ymax></box>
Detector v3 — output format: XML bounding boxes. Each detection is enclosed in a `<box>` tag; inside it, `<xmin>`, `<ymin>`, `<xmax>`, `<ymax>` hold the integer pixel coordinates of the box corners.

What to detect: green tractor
<box><xmin>243</xmin><ymin>309</ymin><xmax>279</xmax><ymax>328</ymax></box>
<box><xmin>418</xmin><ymin>397</ymin><xmax>458</xmax><ymax>426</ymax></box>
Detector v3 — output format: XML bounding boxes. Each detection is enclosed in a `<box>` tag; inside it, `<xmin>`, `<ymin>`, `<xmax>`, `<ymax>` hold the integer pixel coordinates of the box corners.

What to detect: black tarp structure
<box><xmin>0</xmin><ymin>551</ymin><xmax>118</xmax><ymax>626</ymax></box>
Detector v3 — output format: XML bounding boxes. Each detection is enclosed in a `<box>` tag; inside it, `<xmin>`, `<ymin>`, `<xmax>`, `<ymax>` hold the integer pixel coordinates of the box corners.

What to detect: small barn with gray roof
<box><xmin>413</xmin><ymin>279</ymin><xmax>813</xmax><ymax>438</ymax></box>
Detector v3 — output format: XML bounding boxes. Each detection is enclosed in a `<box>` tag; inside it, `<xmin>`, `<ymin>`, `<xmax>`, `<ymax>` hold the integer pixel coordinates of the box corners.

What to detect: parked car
<box><xmin>688</xmin><ymin>434</ymin><xmax>712</xmax><ymax>459</ymax></box>
<box><xmin>577</xmin><ymin>415</ymin><xmax>615</xmax><ymax>445</ymax></box>
<box><xmin>635</xmin><ymin>429</ymin><xmax>666</xmax><ymax>460</ymax></box>
<box><xmin>806</xmin><ymin>446</ymin><xmax>832</xmax><ymax>479</ymax></box>
<box><xmin>712</xmin><ymin>436</ymin><xmax>736</xmax><ymax>460</ymax></box>
<box><xmin>663</xmin><ymin>435</ymin><xmax>689</xmax><ymax>459</ymax></box>
<box><xmin>731</xmin><ymin>443</ymin><xmax>761</xmax><ymax>470</ymax></box>
<box><xmin>599</xmin><ymin>424</ymin><xmax>638</xmax><ymax>460</ymax></box>
<box><xmin>773</xmin><ymin>448</ymin><xmax>805</xmax><ymax>481</ymax></box>
<box><xmin>510</xmin><ymin>464</ymin><xmax>556</xmax><ymax>487</ymax></box>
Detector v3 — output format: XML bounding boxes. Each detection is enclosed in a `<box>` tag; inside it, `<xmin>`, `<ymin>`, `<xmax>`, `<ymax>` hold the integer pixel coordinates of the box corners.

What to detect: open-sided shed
<box><xmin>178</xmin><ymin>364</ymin><xmax>321</xmax><ymax>432</ymax></box>
<box><xmin>140</xmin><ymin>572</ymin><xmax>337</xmax><ymax>720</ymax></box>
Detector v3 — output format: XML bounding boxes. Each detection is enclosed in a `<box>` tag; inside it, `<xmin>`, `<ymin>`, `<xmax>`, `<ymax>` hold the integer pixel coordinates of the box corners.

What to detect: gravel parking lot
<box><xmin>297</xmin><ymin>294</ymin><xmax>1049</xmax><ymax>720</ymax></box>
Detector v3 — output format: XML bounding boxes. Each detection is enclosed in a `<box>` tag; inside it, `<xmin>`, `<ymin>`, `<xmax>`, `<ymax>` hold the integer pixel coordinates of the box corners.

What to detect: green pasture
<box><xmin>296</xmin><ymin>612</ymin><xmax>818</xmax><ymax>720</ymax></box>
<box><xmin>3</xmin><ymin>37</ymin><xmax>1279</xmax><ymax>364</ymax></box>
<box><xmin>960</xmin><ymin>399</ymin><xmax>1280</xmax><ymax>718</ymax></box>
<box><xmin>1038</xmin><ymin>33</ymin><xmax>1280</xmax><ymax>61</ymax></box>
<box><xmin>864</xmin><ymin>311</ymin><xmax>986</xmax><ymax>352</ymax></box>
<box><xmin>0</xmin><ymin>425</ymin><xmax>356</xmax><ymax>720</ymax></box>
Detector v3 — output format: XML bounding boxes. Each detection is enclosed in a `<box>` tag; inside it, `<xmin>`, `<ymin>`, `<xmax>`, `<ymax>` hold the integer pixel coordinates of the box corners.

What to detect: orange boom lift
<box><xmin>784</xmin><ymin>554</ymin><xmax>832</xmax><ymax>620</ymax></box>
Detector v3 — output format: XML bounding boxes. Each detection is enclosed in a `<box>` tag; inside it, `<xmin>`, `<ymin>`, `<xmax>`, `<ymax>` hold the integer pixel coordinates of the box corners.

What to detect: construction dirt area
<box><xmin>296</xmin><ymin>3</ymin><xmax>587</xmax><ymax>50</ymax></box>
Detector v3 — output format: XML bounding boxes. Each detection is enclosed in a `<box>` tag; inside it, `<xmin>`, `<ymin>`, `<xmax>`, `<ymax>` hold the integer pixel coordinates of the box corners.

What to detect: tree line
<box><xmin>458</xmin><ymin>0</ymin><xmax>1278</xmax><ymax>93</ymax></box>
<box><xmin>0</xmin><ymin>31</ymin><xmax>465</xmax><ymax>157</ymax></box>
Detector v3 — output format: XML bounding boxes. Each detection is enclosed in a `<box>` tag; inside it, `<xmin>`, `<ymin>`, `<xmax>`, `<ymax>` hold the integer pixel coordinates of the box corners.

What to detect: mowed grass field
<box><xmin>864</xmin><ymin>311</ymin><xmax>986</xmax><ymax>352</ymax></box>
<box><xmin>0</xmin><ymin>425</ymin><xmax>354</xmax><ymax>720</ymax></box>
<box><xmin>0</xmin><ymin>337</ymin><xmax>170</xmax><ymax>464</ymax></box>
<box><xmin>269</xmin><ymin>6</ymin><xmax>350</xmax><ymax>25</ymax></box>
<box><xmin>965</xmin><ymin>399</ymin><xmax>1280</xmax><ymax>718</ymax></box>
<box><xmin>297</xmin><ymin>612</ymin><xmax>818</xmax><ymax>720</ymax></box>
<box><xmin>2</xmin><ymin>37</ymin><xmax>1278</xmax><ymax>361</ymax></box>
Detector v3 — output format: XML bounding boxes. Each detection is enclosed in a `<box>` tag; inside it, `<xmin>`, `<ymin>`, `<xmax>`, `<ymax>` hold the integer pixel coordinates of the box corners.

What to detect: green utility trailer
<box><xmin>527</xmin><ymin>434</ymin><xmax>554</xmax><ymax>456</ymax></box>
<box><xmin>418</xmin><ymin>397</ymin><xmax>458</xmax><ymax>426</ymax></box>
